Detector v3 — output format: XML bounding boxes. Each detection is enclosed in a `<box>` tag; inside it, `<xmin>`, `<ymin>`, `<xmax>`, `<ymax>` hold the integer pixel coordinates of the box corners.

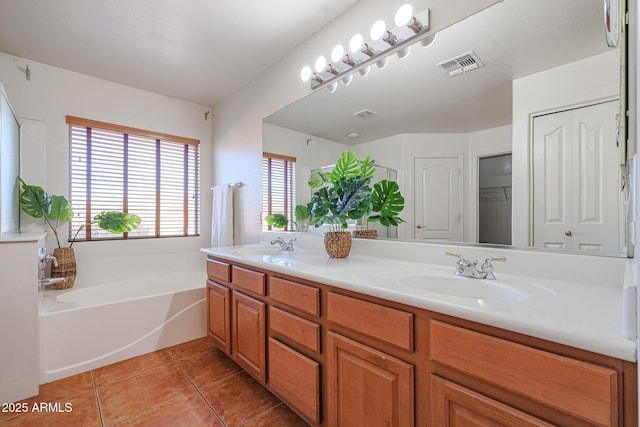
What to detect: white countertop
<box><xmin>201</xmin><ymin>236</ymin><xmax>637</xmax><ymax>362</ymax></box>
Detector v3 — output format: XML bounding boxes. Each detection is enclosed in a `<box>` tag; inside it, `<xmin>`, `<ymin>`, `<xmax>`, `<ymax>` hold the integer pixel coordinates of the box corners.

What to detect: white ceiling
<box><xmin>0</xmin><ymin>0</ymin><xmax>358</xmax><ymax>106</ymax></box>
<box><xmin>264</xmin><ymin>0</ymin><xmax>613</xmax><ymax>144</ymax></box>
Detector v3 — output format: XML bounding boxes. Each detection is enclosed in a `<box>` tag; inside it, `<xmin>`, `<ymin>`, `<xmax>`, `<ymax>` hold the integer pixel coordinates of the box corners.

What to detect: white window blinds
<box><xmin>67</xmin><ymin>116</ymin><xmax>200</xmax><ymax>241</ymax></box>
<box><xmin>262</xmin><ymin>152</ymin><xmax>296</xmax><ymax>231</ymax></box>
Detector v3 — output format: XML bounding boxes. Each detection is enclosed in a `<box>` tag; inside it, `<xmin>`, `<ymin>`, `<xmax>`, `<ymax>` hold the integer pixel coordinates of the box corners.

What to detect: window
<box><xmin>67</xmin><ymin>116</ymin><xmax>200</xmax><ymax>241</ymax></box>
<box><xmin>262</xmin><ymin>152</ymin><xmax>296</xmax><ymax>231</ymax></box>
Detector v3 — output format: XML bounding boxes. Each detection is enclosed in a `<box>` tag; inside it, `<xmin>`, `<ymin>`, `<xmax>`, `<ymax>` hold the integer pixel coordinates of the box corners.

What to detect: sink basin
<box><xmin>398</xmin><ymin>273</ymin><xmax>530</xmax><ymax>302</ymax></box>
<box><xmin>233</xmin><ymin>244</ymin><xmax>283</xmax><ymax>255</ymax></box>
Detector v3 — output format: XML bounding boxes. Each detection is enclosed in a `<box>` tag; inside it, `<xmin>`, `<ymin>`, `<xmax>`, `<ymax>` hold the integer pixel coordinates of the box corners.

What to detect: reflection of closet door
<box><xmin>414</xmin><ymin>157</ymin><xmax>462</xmax><ymax>241</ymax></box>
<box><xmin>533</xmin><ymin>101</ymin><xmax>620</xmax><ymax>252</ymax></box>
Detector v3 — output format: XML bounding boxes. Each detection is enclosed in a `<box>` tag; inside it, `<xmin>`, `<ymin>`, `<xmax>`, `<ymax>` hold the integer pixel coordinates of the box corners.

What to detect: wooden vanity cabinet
<box><xmin>204</xmin><ymin>256</ymin><xmax>638</xmax><ymax>427</ymax></box>
<box><xmin>268</xmin><ymin>276</ymin><xmax>322</xmax><ymax>424</ymax></box>
<box><xmin>429</xmin><ymin>320</ymin><xmax>624</xmax><ymax>427</ymax></box>
<box><xmin>206</xmin><ymin>259</ymin><xmax>268</xmax><ymax>383</ymax></box>
<box><xmin>326</xmin><ymin>292</ymin><xmax>416</xmax><ymax>427</ymax></box>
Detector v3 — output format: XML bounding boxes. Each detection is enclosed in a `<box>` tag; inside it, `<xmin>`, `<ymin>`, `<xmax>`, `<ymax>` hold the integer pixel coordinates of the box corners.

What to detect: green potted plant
<box><xmin>18</xmin><ymin>177</ymin><xmax>141</xmax><ymax>289</ymax></box>
<box><xmin>309</xmin><ymin>151</ymin><xmax>404</xmax><ymax>257</ymax></box>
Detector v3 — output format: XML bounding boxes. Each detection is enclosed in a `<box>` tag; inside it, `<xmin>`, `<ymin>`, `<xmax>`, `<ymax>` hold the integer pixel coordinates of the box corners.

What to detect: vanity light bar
<box><xmin>300</xmin><ymin>4</ymin><xmax>431</xmax><ymax>91</ymax></box>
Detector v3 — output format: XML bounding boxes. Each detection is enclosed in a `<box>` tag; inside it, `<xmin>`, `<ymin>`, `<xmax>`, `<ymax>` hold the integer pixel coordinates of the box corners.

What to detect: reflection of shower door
<box><xmin>414</xmin><ymin>157</ymin><xmax>462</xmax><ymax>241</ymax></box>
<box><xmin>533</xmin><ymin>101</ymin><xmax>621</xmax><ymax>252</ymax></box>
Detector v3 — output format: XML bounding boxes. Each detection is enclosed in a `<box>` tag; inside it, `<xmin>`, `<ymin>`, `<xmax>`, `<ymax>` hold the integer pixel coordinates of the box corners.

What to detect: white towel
<box><xmin>211</xmin><ymin>184</ymin><xmax>234</xmax><ymax>247</ymax></box>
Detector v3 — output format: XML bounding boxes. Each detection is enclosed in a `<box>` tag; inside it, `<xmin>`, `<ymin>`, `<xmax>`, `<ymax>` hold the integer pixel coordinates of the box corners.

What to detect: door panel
<box><xmin>533</xmin><ymin>101</ymin><xmax>620</xmax><ymax>252</ymax></box>
<box><xmin>414</xmin><ymin>157</ymin><xmax>462</xmax><ymax>241</ymax></box>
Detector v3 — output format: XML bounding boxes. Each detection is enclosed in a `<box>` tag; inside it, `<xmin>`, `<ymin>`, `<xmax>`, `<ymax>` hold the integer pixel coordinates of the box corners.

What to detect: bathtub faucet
<box><xmin>45</xmin><ymin>254</ymin><xmax>58</xmax><ymax>268</ymax></box>
<box><xmin>271</xmin><ymin>237</ymin><xmax>296</xmax><ymax>251</ymax></box>
<box><xmin>40</xmin><ymin>277</ymin><xmax>65</xmax><ymax>287</ymax></box>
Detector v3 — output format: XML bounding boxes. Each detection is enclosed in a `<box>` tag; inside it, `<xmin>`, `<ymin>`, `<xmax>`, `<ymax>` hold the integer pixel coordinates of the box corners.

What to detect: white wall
<box><xmin>512</xmin><ymin>50</ymin><xmax>621</xmax><ymax>247</ymax></box>
<box><xmin>212</xmin><ymin>0</ymin><xmax>499</xmax><ymax>244</ymax></box>
<box><xmin>0</xmin><ymin>52</ymin><xmax>213</xmax><ymax>285</ymax></box>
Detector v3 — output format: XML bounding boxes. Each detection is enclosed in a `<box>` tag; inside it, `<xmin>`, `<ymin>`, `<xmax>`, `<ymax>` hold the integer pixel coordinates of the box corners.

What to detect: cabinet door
<box><xmin>430</xmin><ymin>375</ymin><xmax>553</xmax><ymax>426</ymax></box>
<box><xmin>327</xmin><ymin>332</ymin><xmax>414</xmax><ymax>427</ymax></box>
<box><xmin>268</xmin><ymin>338</ymin><xmax>320</xmax><ymax>424</ymax></box>
<box><xmin>207</xmin><ymin>282</ymin><xmax>231</xmax><ymax>355</ymax></box>
<box><xmin>232</xmin><ymin>291</ymin><xmax>266</xmax><ymax>383</ymax></box>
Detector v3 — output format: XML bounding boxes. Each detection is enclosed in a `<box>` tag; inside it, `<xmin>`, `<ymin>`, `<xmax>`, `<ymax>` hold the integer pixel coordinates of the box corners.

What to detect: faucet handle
<box><xmin>481</xmin><ymin>256</ymin><xmax>506</xmax><ymax>280</ymax></box>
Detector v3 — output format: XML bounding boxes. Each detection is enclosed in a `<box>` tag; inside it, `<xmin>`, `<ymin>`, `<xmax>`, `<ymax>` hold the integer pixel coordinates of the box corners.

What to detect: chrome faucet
<box><xmin>40</xmin><ymin>277</ymin><xmax>66</xmax><ymax>287</ymax></box>
<box><xmin>45</xmin><ymin>254</ymin><xmax>58</xmax><ymax>267</ymax></box>
<box><xmin>270</xmin><ymin>237</ymin><xmax>296</xmax><ymax>251</ymax></box>
<box><xmin>446</xmin><ymin>252</ymin><xmax>506</xmax><ymax>280</ymax></box>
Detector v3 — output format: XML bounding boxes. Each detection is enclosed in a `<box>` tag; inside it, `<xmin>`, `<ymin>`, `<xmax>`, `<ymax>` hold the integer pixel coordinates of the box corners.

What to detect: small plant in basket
<box><xmin>18</xmin><ymin>177</ymin><xmax>141</xmax><ymax>288</ymax></box>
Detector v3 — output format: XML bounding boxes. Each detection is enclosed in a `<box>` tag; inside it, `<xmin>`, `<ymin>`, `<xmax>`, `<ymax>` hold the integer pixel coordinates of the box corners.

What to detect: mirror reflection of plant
<box><xmin>18</xmin><ymin>177</ymin><xmax>141</xmax><ymax>248</ymax></box>
<box><xmin>367</xmin><ymin>180</ymin><xmax>405</xmax><ymax>229</ymax></box>
<box><xmin>293</xmin><ymin>203</ymin><xmax>314</xmax><ymax>231</ymax></box>
<box><xmin>308</xmin><ymin>151</ymin><xmax>405</xmax><ymax>233</ymax></box>
<box><xmin>265</xmin><ymin>213</ymin><xmax>289</xmax><ymax>229</ymax></box>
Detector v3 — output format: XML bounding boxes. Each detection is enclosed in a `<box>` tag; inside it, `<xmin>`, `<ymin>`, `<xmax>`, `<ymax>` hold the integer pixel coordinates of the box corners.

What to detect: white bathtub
<box><xmin>39</xmin><ymin>273</ymin><xmax>207</xmax><ymax>383</ymax></box>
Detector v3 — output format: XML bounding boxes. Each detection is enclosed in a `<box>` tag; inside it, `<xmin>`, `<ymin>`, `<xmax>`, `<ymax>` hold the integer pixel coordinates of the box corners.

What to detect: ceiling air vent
<box><xmin>437</xmin><ymin>51</ymin><xmax>484</xmax><ymax>77</ymax></box>
<box><xmin>353</xmin><ymin>109</ymin><xmax>379</xmax><ymax>119</ymax></box>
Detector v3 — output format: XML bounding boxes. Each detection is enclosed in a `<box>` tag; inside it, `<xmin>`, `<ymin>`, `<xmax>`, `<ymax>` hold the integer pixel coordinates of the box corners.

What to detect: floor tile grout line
<box><xmin>106</xmin><ymin>392</ymin><xmax>202</xmax><ymax>427</ymax></box>
<box><xmin>169</xmin><ymin>348</ymin><xmax>230</xmax><ymax>426</ymax></box>
<box><xmin>91</xmin><ymin>370</ymin><xmax>105</xmax><ymax>427</ymax></box>
<box><xmin>95</xmin><ymin>351</ymin><xmax>197</xmax><ymax>426</ymax></box>
<box><xmin>93</xmin><ymin>349</ymin><xmax>176</xmax><ymax>388</ymax></box>
<box><xmin>237</xmin><ymin>402</ymin><xmax>286</xmax><ymax>427</ymax></box>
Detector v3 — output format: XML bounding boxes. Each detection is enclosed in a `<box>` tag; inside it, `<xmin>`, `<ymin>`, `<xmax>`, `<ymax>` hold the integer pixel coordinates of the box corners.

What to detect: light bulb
<box><xmin>395</xmin><ymin>4</ymin><xmax>413</xmax><ymax>26</ymax></box>
<box><xmin>327</xmin><ymin>82</ymin><xmax>338</xmax><ymax>93</ymax></box>
<box><xmin>349</xmin><ymin>34</ymin><xmax>363</xmax><ymax>53</ymax></box>
<box><xmin>397</xmin><ymin>45</ymin><xmax>411</xmax><ymax>59</ymax></box>
<box><xmin>314</xmin><ymin>56</ymin><xmax>327</xmax><ymax>73</ymax></box>
<box><xmin>331</xmin><ymin>44</ymin><xmax>345</xmax><ymax>63</ymax></box>
<box><xmin>341</xmin><ymin>74</ymin><xmax>353</xmax><ymax>85</ymax></box>
<box><xmin>420</xmin><ymin>33</ymin><xmax>436</xmax><ymax>47</ymax></box>
<box><xmin>370</xmin><ymin>20</ymin><xmax>386</xmax><ymax>41</ymax></box>
<box><xmin>358</xmin><ymin>66</ymin><xmax>370</xmax><ymax>77</ymax></box>
<box><xmin>300</xmin><ymin>66</ymin><xmax>312</xmax><ymax>82</ymax></box>
<box><xmin>375</xmin><ymin>56</ymin><xmax>389</xmax><ymax>69</ymax></box>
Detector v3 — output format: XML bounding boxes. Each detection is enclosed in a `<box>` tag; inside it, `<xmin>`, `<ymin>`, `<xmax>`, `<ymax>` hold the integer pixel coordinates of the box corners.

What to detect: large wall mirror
<box><xmin>263</xmin><ymin>0</ymin><xmax>628</xmax><ymax>257</ymax></box>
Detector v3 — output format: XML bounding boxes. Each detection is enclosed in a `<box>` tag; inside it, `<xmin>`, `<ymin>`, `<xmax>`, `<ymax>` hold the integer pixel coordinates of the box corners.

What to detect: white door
<box><xmin>414</xmin><ymin>157</ymin><xmax>463</xmax><ymax>241</ymax></box>
<box><xmin>533</xmin><ymin>101</ymin><xmax>621</xmax><ymax>252</ymax></box>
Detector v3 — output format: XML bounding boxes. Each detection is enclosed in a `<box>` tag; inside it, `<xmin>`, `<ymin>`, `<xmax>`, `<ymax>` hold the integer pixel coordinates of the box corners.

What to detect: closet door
<box><xmin>533</xmin><ymin>101</ymin><xmax>620</xmax><ymax>252</ymax></box>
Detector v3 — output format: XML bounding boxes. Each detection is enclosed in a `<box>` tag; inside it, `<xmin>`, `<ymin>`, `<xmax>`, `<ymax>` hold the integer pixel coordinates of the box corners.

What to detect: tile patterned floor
<box><xmin>0</xmin><ymin>337</ymin><xmax>310</xmax><ymax>426</ymax></box>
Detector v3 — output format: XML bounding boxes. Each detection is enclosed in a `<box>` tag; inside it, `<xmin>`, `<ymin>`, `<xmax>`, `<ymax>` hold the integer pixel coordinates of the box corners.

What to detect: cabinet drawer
<box><xmin>327</xmin><ymin>292</ymin><xmax>414</xmax><ymax>351</ymax></box>
<box><xmin>207</xmin><ymin>258</ymin><xmax>230</xmax><ymax>282</ymax></box>
<box><xmin>430</xmin><ymin>320</ymin><xmax>618</xmax><ymax>427</ymax></box>
<box><xmin>232</xmin><ymin>266</ymin><xmax>265</xmax><ymax>295</ymax></box>
<box><xmin>269</xmin><ymin>307</ymin><xmax>320</xmax><ymax>353</ymax></box>
<box><xmin>269</xmin><ymin>338</ymin><xmax>320</xmax><ymax>425</ymax></box>
<box><xmin>270</xmin><ymin>277</ymin><xmax>320</xmax><ymax>317</ymax></box>
<box><xmin>430</xmin><ymin>375</ymin><xmax>553</xmax><ymax>426</ymax></box>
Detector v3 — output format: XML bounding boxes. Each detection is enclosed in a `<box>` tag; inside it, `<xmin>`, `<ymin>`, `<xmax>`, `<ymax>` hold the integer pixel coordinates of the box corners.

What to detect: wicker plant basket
<box><xmin>324</xmin><ymin>231</ymin><xmax>352</xmax><ymax>258</ymax></box>
<box><xmin>353</xmin><ymin>229</ymin><xmax>378</xmax><ymax>239</ymax></box>
<box><xmin>50</xmin><ymin>247</ymin><xmax>76</xmax><ymax>289</ymax></box>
